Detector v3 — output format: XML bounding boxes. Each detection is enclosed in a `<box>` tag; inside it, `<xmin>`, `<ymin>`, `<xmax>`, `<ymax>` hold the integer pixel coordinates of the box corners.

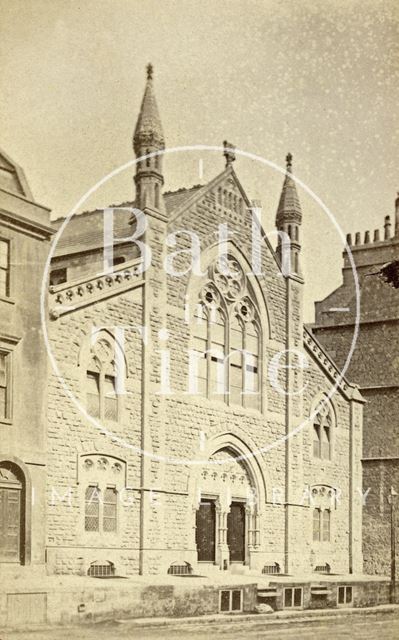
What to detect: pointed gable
<box><xmin>167</xmin><ymin>165</ymin><xmax>251</xmax><ymax>224</ymax></box>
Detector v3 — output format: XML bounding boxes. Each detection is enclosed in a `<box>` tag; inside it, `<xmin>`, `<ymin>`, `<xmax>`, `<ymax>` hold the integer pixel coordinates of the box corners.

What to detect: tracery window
<box><xmin>86</xmin><ymin>335</ymin><xmax>119</xmax><ymax>421</ymax></box>
<box><xmin>313</xmin><ymin>402</ymin><xmax>333</xmax><ymax>460</ymax></box>
<box><xmin>192</xmin><ymin>255</ymin><xmax>261</xmax><ymax>410</ymax></box>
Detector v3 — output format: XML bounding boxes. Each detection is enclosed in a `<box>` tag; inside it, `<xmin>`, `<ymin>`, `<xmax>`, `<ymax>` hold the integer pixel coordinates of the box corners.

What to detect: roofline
<box><xmin>0</xmin><ymin>147</ymin><xmax>34</xmax><ymax>200</ymax></box>
<box><xmin>303</xmin><ymin>325</ymin><xmax>364</xmax><ymax>402</ymax></box>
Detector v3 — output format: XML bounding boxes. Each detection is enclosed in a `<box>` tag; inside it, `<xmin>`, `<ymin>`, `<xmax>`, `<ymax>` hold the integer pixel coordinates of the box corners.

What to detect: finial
<box><xmin>286</xmin><ymin>153</ymin><xmax>293</xmax><ymax>172</ymax></box>
<box><xmin>146</xmin><ymin>63</ymin><xmax>153</xmax><ymax>80</ymax></box>
<box><xmin>223</xmin><ymin>140</ymin><xmax>236</xmax><ymax>167</ymax></box>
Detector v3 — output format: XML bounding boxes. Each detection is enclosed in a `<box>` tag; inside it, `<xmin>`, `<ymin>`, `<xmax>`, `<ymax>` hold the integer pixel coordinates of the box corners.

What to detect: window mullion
<box><xmin>100</xmin><ymin>371</ymin><xmax>105</xmax><ymax>420</ymax></box>
<box><xmin>206</xmin><ymin>315</ymin><xmax>211</xmax><ymax>399</ymax></box>
<box><xmin>242</xmin><ymin>324</ymin><xmax>247</xmax><ymax>409</ymax></box>
<box><xmin>225</xmin><ymin>314</ymin><xmax>229</xmax><ymax>405</ymax></box>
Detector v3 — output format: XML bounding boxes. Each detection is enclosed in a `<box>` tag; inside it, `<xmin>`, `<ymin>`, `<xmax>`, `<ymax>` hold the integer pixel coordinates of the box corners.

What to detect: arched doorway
<box><xmin>195</xmin><ymin>447</ymin><xmax>260</xmax><ymax>569</ymax></box>
<box><xmin>0</xmin><ymin>462</ymin><xmax>25</xmax><ymax>564</ymax></box>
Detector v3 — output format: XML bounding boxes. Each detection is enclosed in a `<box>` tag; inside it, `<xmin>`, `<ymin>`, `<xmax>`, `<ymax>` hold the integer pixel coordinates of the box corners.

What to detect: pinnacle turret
<box><xmin>133</xmin><ymin>64</ymin><xmax>165</xmax><ymax>213</ymax></box>
<box><xmin>275</xmin><ymin>153</ymin><xmax>303</xmax><ymax>277</ymax></box>
<box><xmin>133</xmin><ymin>64</ymin><xmax>165</xmax><ymax>154</ymax></box>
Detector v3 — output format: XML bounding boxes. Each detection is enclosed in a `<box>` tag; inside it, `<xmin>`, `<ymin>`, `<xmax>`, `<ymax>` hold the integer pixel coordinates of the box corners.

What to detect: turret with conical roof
<box><xmin>275</xmin><ymin>153</ymin><xmax>302</xmax><ymax>276</ymax></box>
<box><xmin>133</xmin><ymin>64</ymin><xmax>165</xmax><ymax>213</ymax></box>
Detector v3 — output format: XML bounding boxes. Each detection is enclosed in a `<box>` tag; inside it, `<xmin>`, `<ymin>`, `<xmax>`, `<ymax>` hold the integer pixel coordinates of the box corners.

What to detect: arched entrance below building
<box><xmin>195</xmin><ymin>447</ymin><xmax>261</xmax><ymax>569</ymax></box>
<box><xmin>0</xmin><ymin>462</ymin><xmax>26</xmax><ymax>564</ymax></box>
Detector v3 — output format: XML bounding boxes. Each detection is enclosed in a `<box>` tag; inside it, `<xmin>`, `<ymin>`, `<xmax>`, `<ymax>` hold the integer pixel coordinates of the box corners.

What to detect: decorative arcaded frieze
<box><xmin>303</xmin><ymin>329</ymin><xmax>348</xmax><ymax>394</ymax></box>
<box><xmin>49</xmin><ymin>257</ymin><xmax>144</xmax><ymax>319</ymax></box>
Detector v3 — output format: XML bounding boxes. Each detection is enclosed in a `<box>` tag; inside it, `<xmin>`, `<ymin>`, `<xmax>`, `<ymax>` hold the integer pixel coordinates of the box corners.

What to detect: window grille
<box><xmin>262</xmin><ymin>563</ymin><xmax>281</xmax><ymax>575</ymax></box>
<box><xmin>167</xmin><ymin>561</ymin><xmax>193</xmax><ymax>576</ymax></box>
<box><xmin>315</xmin><ymin>563</ymin><xmax>331</xmax><ymax>574</ymax></box>
<box><xmin>88</xmin><ymin>561</ymin><xmax>115</xmax><ymax>578</ymax></box>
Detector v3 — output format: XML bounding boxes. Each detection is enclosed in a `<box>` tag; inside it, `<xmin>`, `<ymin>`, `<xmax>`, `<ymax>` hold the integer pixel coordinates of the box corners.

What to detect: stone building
<box><xmin>0</xmin><ymin>149</ymin><xmax>53</xmax><ymax>573</ymax></box>
<box><xmin>44</xmin><ymin>66</ymin><xmax>364</xmax><ymax>578</ymax></box>
<box><xmin>313</xmin><ymin>203</ymin><xmax>399</xmax><ymax>575</ymax></box>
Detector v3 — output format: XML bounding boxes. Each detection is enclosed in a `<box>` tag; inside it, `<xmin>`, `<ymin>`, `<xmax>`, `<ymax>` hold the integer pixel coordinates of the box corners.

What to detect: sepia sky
<box><xmin>1</xmin><ymin>0</ymin><xmax>398</xmax><ymax>320</ymax></box>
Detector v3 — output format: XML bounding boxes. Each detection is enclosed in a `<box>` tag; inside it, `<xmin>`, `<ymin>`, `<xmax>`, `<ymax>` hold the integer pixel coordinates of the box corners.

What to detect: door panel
<box><xmin>227</xmin><ymin>501</ymin><xmax>245</xmax><ymax>562</ymax></box>
<box><xmin>0</xmin><ymin>487</ymin><xmax>21</xmax><ymax>562</ymax></box>
<box><xmin>196</xmin><ymin>500</ymin><xmax>216</xmax><ymax>562</ymax></box>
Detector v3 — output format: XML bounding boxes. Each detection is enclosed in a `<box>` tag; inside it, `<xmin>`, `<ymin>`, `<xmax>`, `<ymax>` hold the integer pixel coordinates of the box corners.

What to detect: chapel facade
<box><xmin>43</xmin><ymin>66</ymin><xmax>365</xmax><ymax>578</ymax></box>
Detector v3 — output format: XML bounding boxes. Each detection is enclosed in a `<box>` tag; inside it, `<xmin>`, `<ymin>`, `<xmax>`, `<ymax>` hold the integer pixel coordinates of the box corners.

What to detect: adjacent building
<box><xmin>313</xmin><ymin>202</ymin><xmax>399</xmax><ymax>574</ymax></box>
<box><xmin>0</xmin><ymin>149</ymin><xmax>53</xmax><ymax>573</ymax></box>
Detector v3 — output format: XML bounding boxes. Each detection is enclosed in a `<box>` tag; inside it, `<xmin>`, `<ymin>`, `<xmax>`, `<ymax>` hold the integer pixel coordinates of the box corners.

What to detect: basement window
<box><xmin>167</xmin><ymin>561</ymin><xmax>193</xmax><ymax>576</ymax></box>
<box><xmin>284</xmin><ymin>587</ymin><xmax>303</xmax><ymax>609</ymax></box>
<box><xmin>262</xmin><ymin>562</ymin><xmax>281</xmax><ymax>575</ymax></box>
<box><xmin>88</xmin><ymin>560</ymin><xmax>115</xmax><ymax>578</ymax></box>
<box><xmin>219</xmin><ymin>589</ymin><xmax>243</xmax><ymax>613</ymax></box>
<box><xmin>338</xmin><ymin>585</ymin><xmax>353</xmax><ymax>606</ymax></box>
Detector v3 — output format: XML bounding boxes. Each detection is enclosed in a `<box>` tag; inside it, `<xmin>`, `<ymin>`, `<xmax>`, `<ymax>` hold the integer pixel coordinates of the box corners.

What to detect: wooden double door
<box><xmin>196</xmin><ymin>500</ymin><xmax>246</xmax><ymax>563</ymax></box>
<box><xmin>0</xmin><ymin>465</ymin><xmax>23</xmax><ymax>563</ymax></box>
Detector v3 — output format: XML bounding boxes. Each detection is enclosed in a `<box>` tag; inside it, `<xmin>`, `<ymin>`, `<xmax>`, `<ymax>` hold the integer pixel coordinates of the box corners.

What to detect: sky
<box><xmin>1</xmin><ymin>0</ymin><xmax>398</xmax><ymax>320</ymax></box>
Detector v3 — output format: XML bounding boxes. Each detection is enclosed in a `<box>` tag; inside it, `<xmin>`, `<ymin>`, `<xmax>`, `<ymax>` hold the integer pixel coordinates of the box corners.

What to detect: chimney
<box><xmin>384</xmin><ymin>215</ymin><xmax>391</xmax><ymax>240</ymax></box>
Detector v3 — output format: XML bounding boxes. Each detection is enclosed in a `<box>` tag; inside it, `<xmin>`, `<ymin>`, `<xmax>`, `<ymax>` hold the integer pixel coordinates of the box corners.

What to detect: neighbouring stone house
<box><xmin>0</xmin><ymin>149</ymin><xmax>53</xmax><ymax>573</ymax></box>
<box><xmin>313</xmin><ymin>201</ymin><xmax>399</xmax><ymax>575</ymax></box>
<box><xmin>42</xmin><ymin>65</ymin><xmax>365</xmax><ymax>579</ymax></box>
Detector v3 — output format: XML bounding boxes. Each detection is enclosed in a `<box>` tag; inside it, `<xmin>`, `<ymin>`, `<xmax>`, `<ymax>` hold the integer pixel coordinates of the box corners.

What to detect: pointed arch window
<box><xmin>313</xmin><ymin>402</ymin><xmax>333</xmax><ymax>460</ymax></box>
<box><xmin>313</xmin><ymin>508</ymin><xmax>331</xmax><ymax>542</ymax></box>
<box><xmin>191</xmin><ymin>256</ymin><xmax>262</xmax><ymax>410</ymax></box>
<box><xmin>86</xmin><ymin>335</ymin><xmax>121</xmax><ymax>422</ymax></box>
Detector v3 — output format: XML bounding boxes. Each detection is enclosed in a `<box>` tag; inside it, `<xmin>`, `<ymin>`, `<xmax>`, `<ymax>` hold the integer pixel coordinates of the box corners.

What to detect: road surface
<box><xmin>3</xmin><ymin>611</ymin><xmax>399</xmax><ymax>639</ymax></box>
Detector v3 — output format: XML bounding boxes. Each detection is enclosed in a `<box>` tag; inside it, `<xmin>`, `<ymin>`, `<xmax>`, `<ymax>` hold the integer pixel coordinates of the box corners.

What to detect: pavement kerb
<box><xmin>116</xmin><ymin>603</ymin><xmax>399</xmax><ymax>628</ymax></box>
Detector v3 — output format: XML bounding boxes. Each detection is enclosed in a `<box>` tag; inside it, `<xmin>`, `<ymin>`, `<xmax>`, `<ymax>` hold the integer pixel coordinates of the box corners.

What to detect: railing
<box><xmin>262</xmin><ymin>563</ymin><xmax>281</xmax><ymax>575</ymax></box>
<box><xmin>49</xmin><ymin>257</ymin><xmax>143</xmax><ymax>319</ymax></box>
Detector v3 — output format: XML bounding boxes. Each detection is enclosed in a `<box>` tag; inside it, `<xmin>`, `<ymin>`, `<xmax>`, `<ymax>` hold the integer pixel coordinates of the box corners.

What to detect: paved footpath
<box><xmin>3</xmin><ymin>608</ymin><xmax>399</xmax><ymax>640</ymax></box>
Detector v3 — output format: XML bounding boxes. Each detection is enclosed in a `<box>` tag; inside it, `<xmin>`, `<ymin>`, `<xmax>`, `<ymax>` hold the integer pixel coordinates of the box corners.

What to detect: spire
<box><xmin>133</xmin><ymin>63</ymin><xmax>164</xmax><ymax>154</ymax></box>
<box><xmin>275</xmin><ymin>153</ymin><xmax>303</xmax><ymax>277</ymax></box>
<box><xmin>275</xmin><ymin>153</ymin><xmax>302</xmax><ymax>228</ymax></box>
<box><xmin>133</xmin><ymin>64</ymin><xmax>165</xmax><ymax>213</ymax></box>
